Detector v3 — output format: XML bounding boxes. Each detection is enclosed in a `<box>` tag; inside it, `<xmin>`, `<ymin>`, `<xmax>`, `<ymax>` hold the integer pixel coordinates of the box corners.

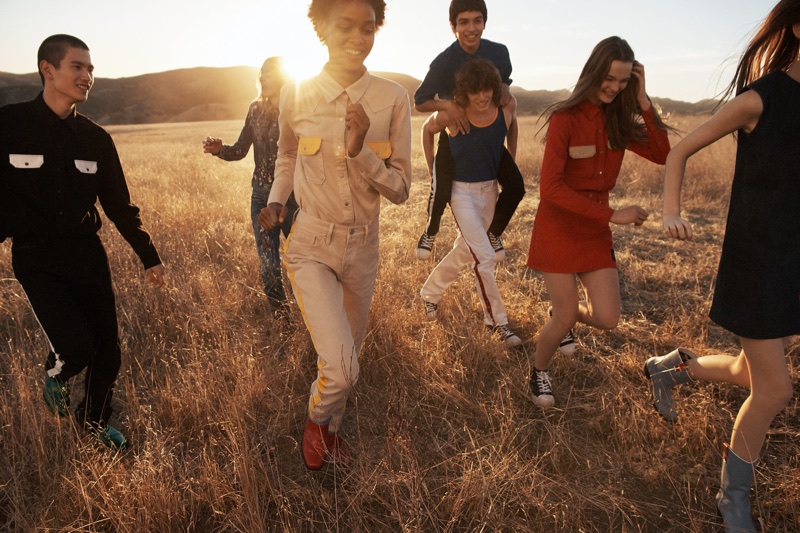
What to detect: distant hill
<box><xmin>0</xmin><ymin>67</ymin><xmax>716</xmax><ymax>125</ymax></box>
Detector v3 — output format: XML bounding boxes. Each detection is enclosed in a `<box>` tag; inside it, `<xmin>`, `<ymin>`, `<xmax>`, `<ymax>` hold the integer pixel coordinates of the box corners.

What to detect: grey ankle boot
<box><xmin>716</xmin><ymin>444</ymin><xmax>756</xmax><ymax>533</ymax></box>
<box><xmin>643</xmin><ymin>347</ymin><xmax>697</xmax><ymax>422</ymax></box>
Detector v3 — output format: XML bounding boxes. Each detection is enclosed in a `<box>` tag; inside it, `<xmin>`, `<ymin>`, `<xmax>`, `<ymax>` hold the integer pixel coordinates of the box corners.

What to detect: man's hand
<box><xmin>259</xmin><ymin>202</ymin><xmax>287</xmax><ymax>231</ymax></box>
<box><xmin>441</xmin><ymin>100</ymin><xmax>470</xmax><ymax>135</ymax></box>
<box><xmin>145</xmin><ymin>264</ymin><xmax>166</xmax><ymax>288</ymax></box>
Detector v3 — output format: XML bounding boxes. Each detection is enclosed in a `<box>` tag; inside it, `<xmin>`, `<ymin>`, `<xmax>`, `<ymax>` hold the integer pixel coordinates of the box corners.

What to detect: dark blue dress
<box><xmin>709</xmin><ymin>71</ymin><xmax>800</xmax><ymax>339</ymax></box>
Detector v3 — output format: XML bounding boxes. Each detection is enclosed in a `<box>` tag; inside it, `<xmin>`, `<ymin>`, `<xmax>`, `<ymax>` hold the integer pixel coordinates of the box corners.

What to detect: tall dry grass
<box><xmin>0</xmin><ymin>115</ymin><xmax>797</xmax><ymax>532</ymax></box>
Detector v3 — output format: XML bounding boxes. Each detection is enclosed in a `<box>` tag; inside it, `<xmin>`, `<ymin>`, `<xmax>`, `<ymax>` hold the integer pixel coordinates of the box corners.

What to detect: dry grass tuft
<box><xmin>0</xmin><ymin>116</ymin><xmax>797</xmax><ymax>531</ymax></box>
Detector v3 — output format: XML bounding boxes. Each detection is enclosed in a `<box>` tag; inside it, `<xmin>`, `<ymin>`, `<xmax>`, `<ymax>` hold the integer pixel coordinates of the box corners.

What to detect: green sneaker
<box><xmin>94</xmin><ymin>425</ymin><xmax>129</xmax><ymax>452</ymax></box>
<box><xmin>43</xmin><ymin>374</ymin><xmax>70</xmax><ymax>417</ymax></box>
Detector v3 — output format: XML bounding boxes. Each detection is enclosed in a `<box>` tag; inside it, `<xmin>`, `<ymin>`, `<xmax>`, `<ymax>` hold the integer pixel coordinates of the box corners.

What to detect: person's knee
<box><xmin>772</xmin><ymin>379</ymin><xmax>794</xmax><ymax>410</ymax></box>
<box><xmin>594</xmin><ymin>309</ymin><xmax>620</xmax><ymax>330</ymax></box>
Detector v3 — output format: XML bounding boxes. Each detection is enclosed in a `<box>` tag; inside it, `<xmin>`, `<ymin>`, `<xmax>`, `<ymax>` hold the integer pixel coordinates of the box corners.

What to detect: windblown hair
<box><xmin>449</xmin><ymin>0</ymin><xmax>488</xmax><ymax>28</ymax></box>
<box><xmin>720</xmin><ymin>0</ymin><xmax>800</xmax><ymax>101</ymax></box>
<box><xmin>308</xmin><ymin>0</ymin><xmax>386</xmax><ymax>43</ymax></box>
<box><xmin>453</xmin><ymin>58</ymin><xmax>501</xmax><ymax>108</ymax></box>
<box><xmin>37</xmin><ymin>34</ymin><xmax>89</xmax><ymax>86</ymax></box>
<box><xmin>540</xmin><ymin>36</ymin><xmax>669</xmax><ymax>150</ymax></box>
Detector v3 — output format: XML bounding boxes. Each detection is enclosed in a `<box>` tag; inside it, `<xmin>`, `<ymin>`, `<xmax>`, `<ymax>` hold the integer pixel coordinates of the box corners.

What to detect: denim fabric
<box><xmin>250</xmin><ymin>187</ymin><xmax>297</xmax><ymax>307</ymax></box>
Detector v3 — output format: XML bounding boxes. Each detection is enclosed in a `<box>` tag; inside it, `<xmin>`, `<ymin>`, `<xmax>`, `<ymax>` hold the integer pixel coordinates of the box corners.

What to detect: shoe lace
<box><xmin>535</xmin><ymin>370</ymin><xmax>553</xmax><ymax>395</ymax></box>
<box><xmin>495</xmin><ymin>324</ymin><xmax>514</xmax><ymax>340</ymax></box>
<box><xmin>425</xmin><ymin>301</ymin><xmax>438</xmax><ymax>314</ymax></box>
<box><xmin>419</xmin><ymin>233</ymin><xmax>435</xmax><ymax>249</ymax></box>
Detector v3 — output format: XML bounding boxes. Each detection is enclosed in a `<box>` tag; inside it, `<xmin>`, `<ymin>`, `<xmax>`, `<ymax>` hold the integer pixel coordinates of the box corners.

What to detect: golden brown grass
<box><xmin>0</xmin><ymin>116</ymin><xmax>797</xmax><ymax>532</ymax></box>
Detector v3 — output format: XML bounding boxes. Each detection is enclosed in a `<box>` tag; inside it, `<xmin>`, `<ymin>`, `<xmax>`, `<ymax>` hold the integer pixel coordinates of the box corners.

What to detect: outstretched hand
<box><xmin>259</xmin><ymin>202</ymin><xmax>287</xmax><ymax>231</ymax></box>
<box><xmin>663</xmin><ymin>214</ymin><xmax>693</xmax><ymax>240</ymax></box>
<box><xmin>203</xmin><ymin>137</ymin><xmax>222</xmax><ymax>155</ymax></box>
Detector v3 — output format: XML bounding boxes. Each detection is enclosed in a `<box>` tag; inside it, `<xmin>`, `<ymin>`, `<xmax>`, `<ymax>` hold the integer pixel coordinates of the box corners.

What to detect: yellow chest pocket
<box><xmin>366</xmin><ymin>141</ymin><xmax>392</xmax><ymax>160</ymax></box>
<box><xmin>298</xmin><ymin>137</ymin><xmax>322</xmax><ymax>156</ymax></box>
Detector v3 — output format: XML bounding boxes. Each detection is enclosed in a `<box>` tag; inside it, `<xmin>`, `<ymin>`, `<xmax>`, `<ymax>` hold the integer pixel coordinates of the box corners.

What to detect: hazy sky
<box><xmin>1</xmin><ymin>0</ymin><xmax>774</xmax><ymax>102</ymax></box>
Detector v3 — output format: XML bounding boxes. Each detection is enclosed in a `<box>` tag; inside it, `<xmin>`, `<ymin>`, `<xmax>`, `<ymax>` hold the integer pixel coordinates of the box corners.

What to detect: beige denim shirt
<box><xmin>269</xmin><ymin>69</ymin><xmax>412</xmax><ymax>226</ymax></box>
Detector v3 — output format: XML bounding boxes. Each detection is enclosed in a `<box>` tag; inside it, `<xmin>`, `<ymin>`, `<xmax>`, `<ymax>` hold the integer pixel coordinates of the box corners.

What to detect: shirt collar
<box><xmin>316</xmin><ymin>68</ymin><xmax>371</xmax><ymax>104</ymax></box>
<box><xmin>577</xmin><ymin>99</ymin><xmax>602</xmax><ymax>120</ymax></box>
<box><xmin>34</xmin><ymin>91</ymin><xmax>80</xmax><ymax>129</ymax></box>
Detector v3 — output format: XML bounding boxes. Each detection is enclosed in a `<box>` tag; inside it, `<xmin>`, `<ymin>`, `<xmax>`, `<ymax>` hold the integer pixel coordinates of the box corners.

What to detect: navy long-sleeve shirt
<box><xmin>414</xmin><ymin>39</ymin><xmax>513</xmax><ymax>106</ymax></box>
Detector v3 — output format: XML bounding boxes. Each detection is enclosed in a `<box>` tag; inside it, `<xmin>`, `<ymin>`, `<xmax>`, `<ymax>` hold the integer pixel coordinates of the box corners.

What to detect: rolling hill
<box><xmin>0</xmin><ymin>67</ymin><xmax>716</xmax><ymax>125</ymax></box>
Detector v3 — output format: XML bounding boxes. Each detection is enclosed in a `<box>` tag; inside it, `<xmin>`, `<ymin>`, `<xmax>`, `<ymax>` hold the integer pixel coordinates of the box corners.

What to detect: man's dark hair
<box><xmin>37</xmin><ymin>34</ymin><xmax>89</xmax><ymax>85</ymax></box>
<box><xmin>449</xmin><ymin>0</ymin><xmax>488</xmax><ymax>28</ymax></box>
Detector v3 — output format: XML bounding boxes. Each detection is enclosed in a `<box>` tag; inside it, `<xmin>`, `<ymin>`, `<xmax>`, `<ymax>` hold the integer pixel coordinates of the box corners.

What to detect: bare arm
<box><xmin>416</xmin><ymin>98</ymin><xmax>470</xmax><ymax>134</ymax></box>
<box><xmin>663</xmin><ymin>90</ymin><xmax>762</xmax><ymax>240</ymax></box>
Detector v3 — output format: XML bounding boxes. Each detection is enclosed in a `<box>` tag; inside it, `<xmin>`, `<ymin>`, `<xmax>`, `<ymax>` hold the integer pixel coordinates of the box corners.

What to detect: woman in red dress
<box><xmin>526</xmin><ymin>36</ymin><xmax>671</xmax><ymax>408</ymax></box>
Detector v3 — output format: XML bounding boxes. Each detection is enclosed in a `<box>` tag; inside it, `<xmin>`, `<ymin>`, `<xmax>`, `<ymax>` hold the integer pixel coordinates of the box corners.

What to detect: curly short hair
<box><xmin>308</xmin><ymin>0</ymin><xmax>387</xmax><ymax>43</ymax></box>
<box><xmin>453</xmin><ymin>58</ymin><xmax>501</xmax><ymax>108</ymax></box>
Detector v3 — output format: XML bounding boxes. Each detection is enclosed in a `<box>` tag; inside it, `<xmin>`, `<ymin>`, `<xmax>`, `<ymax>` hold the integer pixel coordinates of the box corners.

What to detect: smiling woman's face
<box><xmin>323</xmin><ymin>0</ymin><xmax>376</xmax><ymax>72</ymax></box>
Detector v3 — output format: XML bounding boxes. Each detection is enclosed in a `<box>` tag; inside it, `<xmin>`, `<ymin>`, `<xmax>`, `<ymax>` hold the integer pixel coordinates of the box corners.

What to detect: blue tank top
<box><xmin>448</xmin><ymin>107</ymin><xmax>508</xmax><ymax>183</ymax></box>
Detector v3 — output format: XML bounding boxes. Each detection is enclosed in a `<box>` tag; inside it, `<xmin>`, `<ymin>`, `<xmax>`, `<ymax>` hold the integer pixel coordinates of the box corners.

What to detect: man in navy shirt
<box><xmin>414</xmin><ymin>0</ymin><xmax>525</xmax><ymax>261</ymax></box>
<box><xmin>0</xmin><ymin>34</ymin><xmax>165</xmax><ymax>451</ymax></box>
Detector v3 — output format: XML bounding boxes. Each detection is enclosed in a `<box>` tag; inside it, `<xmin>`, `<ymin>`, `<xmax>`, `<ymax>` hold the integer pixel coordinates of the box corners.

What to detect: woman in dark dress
<box><xmin>644</xmin><ymin>1</ymin><xmax>800</xmax><ymax>530</ymax></box>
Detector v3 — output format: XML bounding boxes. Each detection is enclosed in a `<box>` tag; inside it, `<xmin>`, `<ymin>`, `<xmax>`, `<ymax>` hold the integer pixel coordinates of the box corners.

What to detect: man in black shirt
<box><xmin>0</xmin><ymin>34</ymin><xmax>165</xmax><ymax>451</ymax></box>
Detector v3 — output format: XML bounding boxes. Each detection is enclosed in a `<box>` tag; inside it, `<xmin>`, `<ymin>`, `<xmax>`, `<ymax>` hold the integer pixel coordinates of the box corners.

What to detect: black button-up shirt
<box><xmin>0</xmin><ymin>93</ymin><xmax>160</xmax><ymax>269</ymax></box>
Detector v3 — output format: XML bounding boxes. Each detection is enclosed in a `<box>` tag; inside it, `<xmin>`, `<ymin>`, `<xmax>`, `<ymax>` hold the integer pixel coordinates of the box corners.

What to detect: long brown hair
<box><xmin>540</xmin><ymin>36</ymin><xmax>669</xmax><ymax>150</ymax></box>
<box><xmin>720</xmin><ymin>0</ymin><xmax>800</xmax><ymax>101</ymax></box>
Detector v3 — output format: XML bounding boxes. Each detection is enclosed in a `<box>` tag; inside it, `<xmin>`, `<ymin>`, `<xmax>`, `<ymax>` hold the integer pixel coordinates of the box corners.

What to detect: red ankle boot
<box><xmin>302</xmin><ymin>418</ymin><xmax>351</xmax><ymax>470</ymax></box>
<box><xmin>302</xmin><ymin>418</ymin><xmax>332</xmax><ymax>470</ymax></box>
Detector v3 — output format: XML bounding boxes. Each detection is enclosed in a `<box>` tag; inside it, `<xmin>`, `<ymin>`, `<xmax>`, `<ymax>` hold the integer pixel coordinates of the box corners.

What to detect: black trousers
<box><xmin>12</xmin><ymin>235</ymin><xmax>121</xmax><ymax>427</ymax></box>
<box><xmin>423</xmin><ymin>133</ymin><xmax>526</xmax><ymax>237</ymax></box>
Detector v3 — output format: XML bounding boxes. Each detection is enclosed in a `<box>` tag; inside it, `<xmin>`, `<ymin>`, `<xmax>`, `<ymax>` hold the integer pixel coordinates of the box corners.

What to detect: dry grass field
<box><xmin>0</xmin><ymin>115</ymin><xmax>797</xmax><ymax>532</ymax></box>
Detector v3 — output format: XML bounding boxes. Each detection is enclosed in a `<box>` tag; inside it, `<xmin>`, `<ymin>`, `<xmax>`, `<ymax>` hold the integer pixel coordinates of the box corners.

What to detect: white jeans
<box><xmin>420</xmin><ymin>180</ymin><xmax>509</xmax><ymax>326</ymax></box>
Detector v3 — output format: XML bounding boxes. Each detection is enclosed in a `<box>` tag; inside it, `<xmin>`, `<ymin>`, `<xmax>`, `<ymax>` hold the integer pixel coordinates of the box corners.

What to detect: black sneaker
<box><xmin>494</xmin><ymin>324</ymin><xmax>522</xmax><ymax>347</ymax></box>
<box><xmin>547</xmin><ymin>308</ymin><xmax>576</xmax><ymax>356</ymax></box>
<box><xmin>416</xmin><ymin>232</ymin><xmax>435</xmax><ymax>259</ymax></box>
<box><xmin>487</xmin><ymin>232</ymin><xmax>506</xmax><ymax>261</ymax></box>
<box><xmin>424</xmin><ymin>300</ymin><xmax>438</xmax><ymax>320</ymax></box>
<box><xmin>558</xmin><ymin>329</ymin><xmax>576</xmax><ymax>356</ymax></box>
<box><xmin>529</xmin><ymin>368</ymin><xmax>555</xmax><ymax>407</ymax></box>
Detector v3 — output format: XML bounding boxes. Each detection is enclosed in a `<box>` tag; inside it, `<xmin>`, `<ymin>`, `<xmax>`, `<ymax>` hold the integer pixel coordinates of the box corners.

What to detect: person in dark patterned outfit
<box><xmin>203</xmin><ymin>57</ymin><xmax>298</xmax><ymax>315</ymax></box>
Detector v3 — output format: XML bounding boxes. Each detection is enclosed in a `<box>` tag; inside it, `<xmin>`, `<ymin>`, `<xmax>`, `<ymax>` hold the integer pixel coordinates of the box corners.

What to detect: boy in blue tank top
<box><xmin>414</xmin><ymin>0</ymin><xmax>525</xmax><ymax>261</ymax></box>
<box><xmin>420</xmin><ymin>58</ymin><xmax>522</xmax><ymax>348</ymax></box>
